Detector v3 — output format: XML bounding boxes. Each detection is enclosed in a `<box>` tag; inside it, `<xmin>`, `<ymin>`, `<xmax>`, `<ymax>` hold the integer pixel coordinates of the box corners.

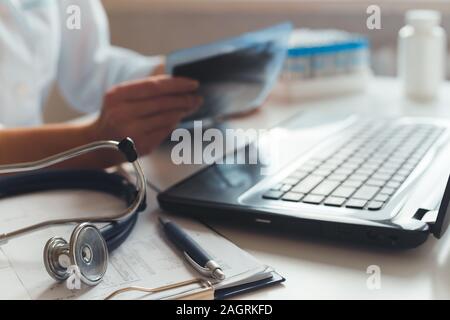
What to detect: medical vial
<box><xmin>397</xmin><ymin>10</ymin><xmax>447</xmax><ymax>101</ymax></box>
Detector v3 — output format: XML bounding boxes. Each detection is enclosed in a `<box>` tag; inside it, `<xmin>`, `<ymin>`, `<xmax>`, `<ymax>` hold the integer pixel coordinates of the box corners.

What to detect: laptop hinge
<box><xmin>413</xmin><ymin>208</ymin><xmax>439</xmax><ymax>235</ymax></box>
<box><xmin>422</xmin><ymin>210</ymin><xmax>439</xmax><ymax>224</ymax></box>
<box><xmin>420</xmin><ymin>209</ymin><xmax>438</xmax><ymax>228</ymax></box>
<box><xmin>414</xmin><ymin>174</ymin><xmax>450</xmax><ymax>239</ymax></box>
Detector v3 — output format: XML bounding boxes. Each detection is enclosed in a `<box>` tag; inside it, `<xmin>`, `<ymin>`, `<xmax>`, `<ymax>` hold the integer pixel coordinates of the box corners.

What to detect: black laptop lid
<box><xmin>434</xmin><ymin>174</ymin><xmax>450</xmax><ymax>238</ymax></box>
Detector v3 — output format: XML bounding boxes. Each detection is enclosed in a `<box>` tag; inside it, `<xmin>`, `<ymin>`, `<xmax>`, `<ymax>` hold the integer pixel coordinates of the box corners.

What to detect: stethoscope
<box><xmin>0</xmin><ymin>137</ymin><xmax>147</xmax><ymax>286</ymax></box>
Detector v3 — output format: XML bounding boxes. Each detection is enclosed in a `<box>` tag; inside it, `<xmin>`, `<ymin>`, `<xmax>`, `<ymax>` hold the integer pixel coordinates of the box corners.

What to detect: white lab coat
<box><xmin>0</xmin><ymin>0</ymin><xmax>161</xmax><ymax>127</ymax></box>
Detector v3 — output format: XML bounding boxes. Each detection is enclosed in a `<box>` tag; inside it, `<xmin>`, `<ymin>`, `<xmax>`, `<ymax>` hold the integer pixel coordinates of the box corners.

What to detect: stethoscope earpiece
<box><xmin>43</xmin><ymin>223</ymin><xmax>108</xmax><ymax>286</ymax></box>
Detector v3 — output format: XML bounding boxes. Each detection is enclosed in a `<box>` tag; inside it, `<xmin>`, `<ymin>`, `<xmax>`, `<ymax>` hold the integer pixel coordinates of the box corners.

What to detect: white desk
<box><xmin>1</xmin><ymin>77</ymin><xmax>450</xmax><ymax>300</ymax></box>
<box><xmin>142</xmin><ymin>77</ymin><xmax>450</xmax><ymax>299</ymax></box>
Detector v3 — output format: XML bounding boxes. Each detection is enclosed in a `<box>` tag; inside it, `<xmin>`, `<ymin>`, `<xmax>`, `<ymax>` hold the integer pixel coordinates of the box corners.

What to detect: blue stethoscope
<box><xmin>0</xmin><ymin>138</ymin><xmax>147</xmax><ymax>286</ymax></box>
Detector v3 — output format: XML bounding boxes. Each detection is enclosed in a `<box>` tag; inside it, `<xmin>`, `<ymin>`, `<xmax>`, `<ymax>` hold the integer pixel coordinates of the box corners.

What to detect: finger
<box><xmin>110</xmin><ymin>75</ymin><xmax>199</xmax><ymax>101</ymax></box>
<box><xmin>126</xmin><ymin>95</ymin><xmax>203</xmax><ymax>118</ymax></box>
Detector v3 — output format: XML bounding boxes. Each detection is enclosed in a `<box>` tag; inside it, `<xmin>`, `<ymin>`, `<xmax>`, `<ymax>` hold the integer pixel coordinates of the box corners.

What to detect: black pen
<box><xmin>159</xmin><ymin>217</ymin><xmax>226</xmax><ymax>281</ymax></box>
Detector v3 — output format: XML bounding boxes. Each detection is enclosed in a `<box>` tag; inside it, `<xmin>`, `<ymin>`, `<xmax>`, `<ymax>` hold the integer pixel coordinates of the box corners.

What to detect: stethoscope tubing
<box><xmin>101</xmin><ymin>214</ymin><xmax>139</xmax><ymax>252</ymax></box>
<box><xmin>0</xmin><ymin>139</ymin><xmax>146</xmax><ymax>245</ymax></box>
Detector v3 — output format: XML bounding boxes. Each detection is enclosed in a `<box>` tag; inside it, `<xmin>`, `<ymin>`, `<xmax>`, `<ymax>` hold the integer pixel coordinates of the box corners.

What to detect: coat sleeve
<box><xmin>56</xmin><ymin>0</ymin><xmax>162</xmax><ymax>113</ymax></box>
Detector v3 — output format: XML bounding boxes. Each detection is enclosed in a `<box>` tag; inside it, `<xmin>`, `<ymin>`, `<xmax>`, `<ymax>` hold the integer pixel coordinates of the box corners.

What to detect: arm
<box><xmin>0</xmin><ymin>76</ymin><xmax>201</xmax><ymax>169</ymax></box>
<box><xmin>0</xmin><ymin>123</ymin><xmax>116</xmax><ymax>169</ymax></box>
<box><xmin>57</xmin><ymin>0</ymin><xmax>164</xmax><ymax>114</ymax></box>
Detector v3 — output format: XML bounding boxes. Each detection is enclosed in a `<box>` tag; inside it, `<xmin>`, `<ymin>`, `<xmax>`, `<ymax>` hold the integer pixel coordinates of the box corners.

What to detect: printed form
<box><xmin>0</xmin><ymin>190</ymin><xmax>270</xmax><ymax>299</ymax></box>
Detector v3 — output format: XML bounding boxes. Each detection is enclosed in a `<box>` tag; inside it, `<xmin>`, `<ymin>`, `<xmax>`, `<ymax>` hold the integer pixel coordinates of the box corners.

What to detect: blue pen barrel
<box><xmin>163</xmin><ymin>221</ymin><xmax>211</xmax><ymax>266</ymax></box>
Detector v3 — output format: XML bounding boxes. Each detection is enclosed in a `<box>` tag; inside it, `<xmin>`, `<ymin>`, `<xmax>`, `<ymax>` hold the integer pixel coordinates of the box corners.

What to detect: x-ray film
<box><xmin>166</xmin><ymin>22</ymin><xmax>293</xmax><ymax>122</ymax></box>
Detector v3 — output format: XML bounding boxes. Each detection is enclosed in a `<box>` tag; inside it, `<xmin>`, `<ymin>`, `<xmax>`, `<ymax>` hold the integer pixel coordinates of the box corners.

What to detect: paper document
<box><xmin>0</xmin><ymin>190</ymin><xmax>272</xmax><ymax>299</ymax></box>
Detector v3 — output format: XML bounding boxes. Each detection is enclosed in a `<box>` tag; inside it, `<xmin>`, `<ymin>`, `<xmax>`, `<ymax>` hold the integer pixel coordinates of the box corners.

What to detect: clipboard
<box><xmin>215</xmin><ymin>271</ymin><xmax>285</xmax><ymax>300</ymax></box>
<box><xmin>0</xmin><ymin>191</ymin><xmax>284</xmax><ymax>300</ymax></box>
<box><xmin>104</xmin><ymin>271</ymin><xmax>285</xmax><ymax>300</ymax></box>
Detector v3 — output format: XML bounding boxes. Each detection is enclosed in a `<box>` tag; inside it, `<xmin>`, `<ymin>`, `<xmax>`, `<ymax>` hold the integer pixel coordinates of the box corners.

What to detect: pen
<box><xmin>159</xmin><ymin>217</ymin><xmax>226</xmax><ymax>281</ymax></box>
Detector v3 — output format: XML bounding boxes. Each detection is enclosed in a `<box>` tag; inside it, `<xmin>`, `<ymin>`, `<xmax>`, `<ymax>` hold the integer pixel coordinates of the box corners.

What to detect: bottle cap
<box><xmin>406</xmin><ymin>10</ymin><xmax>442</xmax><ymax>28</ymax></box>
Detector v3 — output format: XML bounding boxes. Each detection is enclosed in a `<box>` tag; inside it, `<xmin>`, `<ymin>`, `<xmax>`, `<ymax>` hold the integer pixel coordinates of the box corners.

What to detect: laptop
<box><xmin>158</xmin><ymin>114</ymin><xmax>450</xmax><ymax>249</ymax></box>
<box><xmin>158</xmin><ymin>23</ymin><xmax>450</xmax><ymax>249</ymax></box>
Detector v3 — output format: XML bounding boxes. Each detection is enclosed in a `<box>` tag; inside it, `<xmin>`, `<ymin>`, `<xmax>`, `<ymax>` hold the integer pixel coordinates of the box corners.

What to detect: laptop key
<box><xmin>366</xmin><ymin>159</ymin><xmax>384</xmax><ymax>167</ymax></box>
<box><xmin>386</xmin><ymin>181</ymin><xmax>401</xmax><ymax>189</ymax></box>
<box><xmin>346</xmin><ymin>158</ymin><xmax>366</xmax><ymax>167</ymax></box>
<box><xmin>391</xmin><ymin>174</ymin><xmax>407</xmax><ymax>183</ymax></box>
<box><xmin>302</xmin><ymin>195</ymin><xmax>325</xmax><ymax>204</ymax></box>
<box><xmin>282</xmin><ymin>192</ymin><xmax>304</xmax><ymax>202</ymax></box>
<box><xmin>405</xmin><ymin>159</ymin><xmax>418</xmax><ymax>167</ymax></box>
<box><xmin>334</xmin><ymin>167</ymin><xmax>354</xmax><ymax>176</ymax></box>
<box><xmin>324</xmin><ymin>196</ymin><xmax>346</xmax><ymax>207</ymax></box>
<box><xmin>377</xmin><ymin>167</ymin><xmax>397</xmax><ymax>175</ymax></box>
<box><xmin>342</xmin><ymin>180</ymin><xmax>363</xmax><ymax>188</ymax></box>
<box><xmin>349</xmin><ymin>173</ymin><xmax>370</xmax><ymax>181</ymax></box>
<box><xmin>352</xmin><ymin>186</ymin><xmax>379</xmax><ymax>200</ymax></box>
<box><xmin>345</xmin><ymin>199</ymin><xmax>367</xmax><ymax>209</ymax></box>
<box><xmin>280</xmin><ymin>185</ymin><xmax>292</xmax><ymax>192</ymax></box>
<box><xmin>314</xmin><ymin>168</ymin><xmax>334</xmax><ymax>177</ymax></box>
<box><xmin>282</xmin><ymin>177</ymin><xmax>300</xmax><ymax>186</ymax></box>
<box><xmin>271</xmin><ymin>183</ymin><xmax>283</xmax><ymax>191</ymax></box>
<box><xmin>368</xmin><ymin>201</ymin><xmax>384</xmax><ymax>211</ymax></box>
<box><xmin>366</xmin><ymin>179</ymin><xmax>385</xmax><ymax>187</ymax></box>
<box><xmin>374</xmin><ymin>194</ymin><xmax>389</xmax><ymax>202</ymax></box>
<box><xmin>311</xmin><ymin>180</ymin><xmax>340</xmax><ymax>196</ymax></box>
<box><xmin>340</xmin><ymin>162</ymin><xmax>359</xmax><ymax>170</ymax></box>
<box><xmin>380</xmin><ymin>187</ymin><xmax>395</xmax><ymax>196</ymax></box>
<box><xmin>360</xmin><ymin>163</ymin><xmax>379</xmax><ymax>171</ymax></box>
<box><xmin>402</xmin><ymin>163</ymin><xmax>416</xmax><ymax>172</ymax></box>
<box><xmin>262</xmin><ymin>190</ymin><xmax>284</xmax><ymax>200</ymax></box>
<box><xmin>291</xmin><ymin>175</ymin><xmax>323</xmax><ymax>194</ymax></box>
<box><xmin>332</xmin><ymin>186</ymin><xmax>356</xmax><ymax>198</ymax></box>
<box><xmin>325</xmin><ymin>159</ymin><xmax>345</xmax><ymax>169</ymax></box>
<box><xmin>319</xmin><ymin>162</ymin><xmax>340</xmax><ymax>170</ymax></box>
<box><xmin>328</xmin><ymin>173</ymin><xmax>348</xmax><ymax>182</ymax></box>
<box><xmin>380</xmin><ymin>164</ymin><xmax>400</xmax><ymax>173</ymax></box>
<box><xmin>354</xmin><ymin>168</ymin><xmax>374</xmax><ymax>176</ymax></box>
<box><xmin>372</xmin><ymin>173</ymin><xmax>392</xmax><ymax>181</ymax></box>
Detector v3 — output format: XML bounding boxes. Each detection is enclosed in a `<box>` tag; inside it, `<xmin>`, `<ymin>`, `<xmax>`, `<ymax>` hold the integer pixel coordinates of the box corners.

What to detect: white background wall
<box><xmin>43</xmin><ymin>0</ymin><xmax>450</xmax><ymax>122</ymax></box>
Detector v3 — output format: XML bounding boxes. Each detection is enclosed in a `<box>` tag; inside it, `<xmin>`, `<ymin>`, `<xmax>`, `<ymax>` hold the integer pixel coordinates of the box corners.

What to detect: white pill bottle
<box><xmin>398</xmin><ymin>10</ymin><xmax>447</xmax><ymax>101</ymax></box>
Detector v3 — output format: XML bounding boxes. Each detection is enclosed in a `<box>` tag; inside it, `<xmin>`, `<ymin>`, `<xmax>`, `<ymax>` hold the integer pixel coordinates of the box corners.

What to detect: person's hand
<box><xmin>88</xmin><ymin>75</ymin><xmax>202</xmax><ymax>155</ymax></box>
<box><xmin>151</xmin><ymin>58</ymin><xmax>166</xmax><ymax>76</ymax></box>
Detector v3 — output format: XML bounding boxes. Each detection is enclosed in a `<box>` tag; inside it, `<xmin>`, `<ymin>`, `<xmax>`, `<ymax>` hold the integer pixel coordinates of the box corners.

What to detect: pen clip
<box><xmin>183</xmin><ymin>252</ymin><xmax>213</xmax><ymax>278</ymax></box>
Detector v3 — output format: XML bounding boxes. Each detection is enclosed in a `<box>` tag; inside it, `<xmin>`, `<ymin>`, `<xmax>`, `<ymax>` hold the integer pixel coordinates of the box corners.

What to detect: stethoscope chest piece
<box><xmin>43</xmin><ymin>223</ymin><xmax>108</xmax><ymax>286</ymax></box>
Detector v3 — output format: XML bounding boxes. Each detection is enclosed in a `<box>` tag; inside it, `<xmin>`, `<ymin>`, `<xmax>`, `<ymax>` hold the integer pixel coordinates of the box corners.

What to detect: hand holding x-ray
<box><xmin>166</xmin><ymin>23</ymin><xmax>293</xmax><ymax>124</ymax></box>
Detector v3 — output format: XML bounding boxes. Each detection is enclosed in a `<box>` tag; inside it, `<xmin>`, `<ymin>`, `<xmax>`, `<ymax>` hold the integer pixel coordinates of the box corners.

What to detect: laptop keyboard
<box><xmin>262</xmin><ymin>120</ymin><xmax>446</xmax><ymax>211</ymax></box>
